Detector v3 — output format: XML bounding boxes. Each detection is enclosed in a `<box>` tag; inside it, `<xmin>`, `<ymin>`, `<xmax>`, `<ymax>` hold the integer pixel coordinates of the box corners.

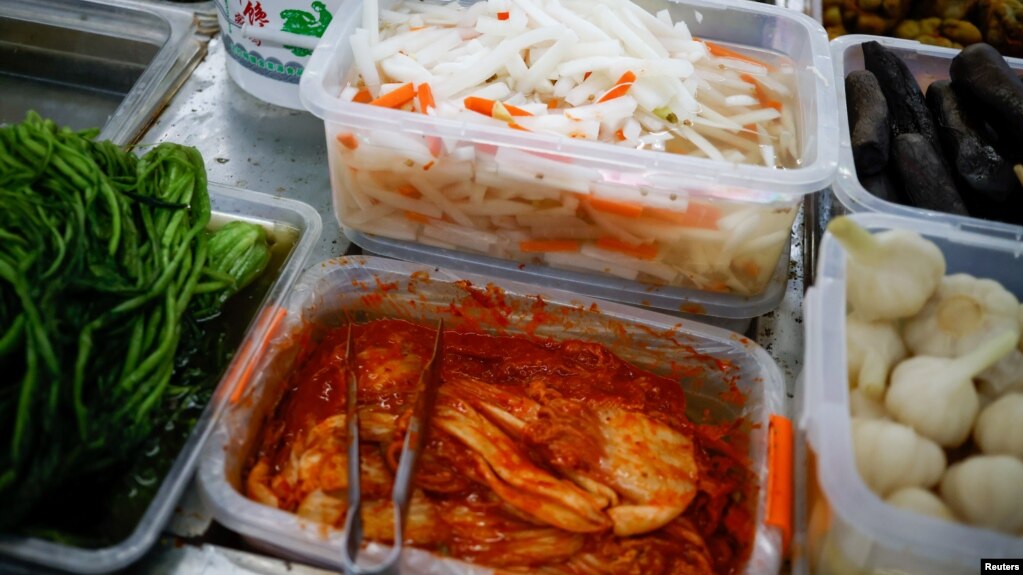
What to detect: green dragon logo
<box><xmin>280</xmin><ymin>0</ymin><xmax>333</xmax><ymax>57</ymax></box>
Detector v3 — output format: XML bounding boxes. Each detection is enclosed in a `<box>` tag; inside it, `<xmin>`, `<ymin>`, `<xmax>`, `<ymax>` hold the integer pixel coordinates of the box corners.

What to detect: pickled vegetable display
<box><xmin>328</xmin><ymin>0</ymin><xmax>806</xmax><ymax>296</ymax></box>
<box><xmin>244</xmin><ymin>318</ymin><xmax>757</xmax><ymax>574</ymax></box>
<box><xmin>829</xmin><ymin>216</ymin><xmax>1023</xmax><ymax>536</ymax></box>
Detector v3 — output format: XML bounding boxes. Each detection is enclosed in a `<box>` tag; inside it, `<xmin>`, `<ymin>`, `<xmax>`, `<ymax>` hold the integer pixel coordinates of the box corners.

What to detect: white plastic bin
<box><xmin>800</xmin><ymin>212</ymin><xmax>1023</xmax><ymax>575</ymax></box>
<box><xmin>830</xmin><ymin>34</ymin><xmax>1023</xmax><ymax>242</ymax></box>
<box><xmin>300</xmin><ymin>0</ymin><xmax>838</xmax><ymax>315</ymax></box>
<box><xmin>0</xmin><ymin>184</ymin><xmax>322</xmax><ymax>573</ymax></box>
<box><xmin>198</xmin><ymin>256</ymin><xmax>791</xmax><ymax>575</ymax></box>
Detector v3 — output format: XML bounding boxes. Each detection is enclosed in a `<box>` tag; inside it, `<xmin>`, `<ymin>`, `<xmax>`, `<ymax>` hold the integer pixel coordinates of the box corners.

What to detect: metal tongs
<box><xmin>340</xmin><ymin>319</ymin><xmax>445</xmax><ymax>575</ymax></box>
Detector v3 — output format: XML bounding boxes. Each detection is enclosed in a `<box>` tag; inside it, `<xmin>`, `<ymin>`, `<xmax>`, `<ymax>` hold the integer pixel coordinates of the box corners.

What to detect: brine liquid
<box><xmin>637</xmin><ymin>45</ymin><xmax>803</xmax><ymax>169</ymax></box>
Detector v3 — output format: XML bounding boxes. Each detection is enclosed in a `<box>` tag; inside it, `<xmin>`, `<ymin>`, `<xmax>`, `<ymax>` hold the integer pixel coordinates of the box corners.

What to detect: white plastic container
<box><xmin>0</xmin><ymin>184</ymin><xmax>322</xmax><ymax>573</ymax></box>
<box><xmin>198</xmin><ymin>256</ymin><xmax>791</xmax><ymax>575</ymax></box>
<box><xmin>216</xmin><ymin>0</ymin><xmax>343</xmax><ymax>109</ymax></box>
<box><xmin>300</xmin><ymin>0</ymin><xmax>838</xmax><ymax>312</ymax></box>
<box><xmin>800</xmin><ymin>212</ymin><xmax>1023</xmax><ymax>575</ymax></box>
<box><xmin>830</xmin><ymin>34</ymin><xmax>1023</xmax><ymax>242</ymax></box>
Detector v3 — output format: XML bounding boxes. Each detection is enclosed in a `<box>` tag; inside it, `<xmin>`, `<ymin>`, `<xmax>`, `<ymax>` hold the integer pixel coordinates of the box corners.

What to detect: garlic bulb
<box><xmin>903</xmin><ymin>274</ymin><xmax>1022</xmax><ymax>396</ymax></box>
<box><xmin>885</xmin><ymin>487</ymin><xmax>956</xmax><ymax>521</ymax></box>
<box><xmin>846</xmin><ymin>314</ymin><xmax>907</xmax><ymax>400</ymax></box>
<box><xmin>852</xmin><ymin>418</ymin><xmax>946</xmax><ymax>497</ymax></box>
<box><xmin>850</xmin><ymin>387</ymin><xmax>888</xmax><ymax>420</ymax></box>
<box><xmin>885</xmin><ymin>331</ymin><xmax>1018</xmax><ymax>447</ymax></box>
<box><xmin>973</xmin><ymin>393</ymin><xmax>1023</xmax><ymax>458</ymax></box>
<box><xmin>940</xmin><ymin>455</ymin><xmax>1023</xmax><ymax>534</ymax></box>
<box><xmin>827</xmin><ymin>217</ymin><xmax>945</xmax><ymax>322</ymax></box>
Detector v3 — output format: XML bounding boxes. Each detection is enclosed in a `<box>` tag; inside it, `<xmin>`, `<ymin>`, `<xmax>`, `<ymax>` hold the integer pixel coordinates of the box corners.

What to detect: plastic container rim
<box><xmin>802</xmin><ymin>212</ymin><xmax>1023</xmax><ymax>568</ymax></box>
<box><xmin>198</xmin><ymin>254</ymin><xmax>789</xmax><ymax>575</ymax></box>
<box><xmin>829</xmin><ymin>34</ymin><xmax>1023</xmax><ymax>242</ymax></box>
<box><xmin>343</xmin><ymin>225</ymin><xmax>792</xmax><ymax>320</ymax></box>
<box><xmin>300</xmin><ymin>0</ymin><xmax>839</xmax><ymax>197</ymax></box>
<box><xmin>0</xmin><ymin>184</ymin><xmax>323</xmax><ymax>573</ymax></box>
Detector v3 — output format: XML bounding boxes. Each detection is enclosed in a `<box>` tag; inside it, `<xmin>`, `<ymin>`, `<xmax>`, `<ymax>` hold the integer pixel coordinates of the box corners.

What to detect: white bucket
<box><xmin>215</xmin><ymin>0</ymin><xmax>343</xmax><ymax>109</ymax></box>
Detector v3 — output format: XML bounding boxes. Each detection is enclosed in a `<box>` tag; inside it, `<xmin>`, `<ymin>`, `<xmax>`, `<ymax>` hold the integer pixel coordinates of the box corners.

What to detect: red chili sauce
<box><xmin>245</xmin><ymin>319</ymin><xmax>756</xmax><ymax>575</ymax></box>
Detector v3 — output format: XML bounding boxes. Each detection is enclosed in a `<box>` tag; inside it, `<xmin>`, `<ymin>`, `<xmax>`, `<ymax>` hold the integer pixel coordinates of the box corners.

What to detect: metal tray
<box><xmin>0</xmin><ymin>0</ymin><xmax>202</xmax><ymax>144</ymax></box>
<box><xmin>0</xmin><ymin>184</ymin><xmax>322</xmax><ymax>574</ymax></box>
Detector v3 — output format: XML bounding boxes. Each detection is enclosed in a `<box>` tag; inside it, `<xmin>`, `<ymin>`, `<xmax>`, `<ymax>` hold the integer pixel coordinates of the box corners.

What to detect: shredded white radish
<box><xmin>335</xmin><ymin>0</ymin><xmax>801</xmax><ymax>296</ymax></box>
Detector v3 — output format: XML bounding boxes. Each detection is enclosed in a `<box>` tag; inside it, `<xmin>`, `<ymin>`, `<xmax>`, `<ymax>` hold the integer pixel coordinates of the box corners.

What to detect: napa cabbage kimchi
<box><xmin>245</xmin><ymin>319</ymin><xmax>756</xmax><ymax>574</ymax></box>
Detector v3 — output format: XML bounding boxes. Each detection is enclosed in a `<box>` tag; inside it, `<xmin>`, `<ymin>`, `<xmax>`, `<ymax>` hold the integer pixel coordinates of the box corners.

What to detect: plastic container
<box><xmin>350</xmin><ymin>229</ymin><xmax>792</xmax><ymax>332</ymax></box>
<box><xmin>830</xmin><ymin>34</ymin><xmax>1023</xmax><ymax>243</ymax></box>
<box><xmin>800</xmin><ymin>212</ymin><xmax>1023</xmax><ymax>575</ymax></box>
<box><xmin>0</xmin><ymin>184</ymin><xmax>322</xmax><ymax>574</ymax></box>
<box><xmin>198</xmin><ymin>255</ymin><xmax>791</xmax><ymax>575</ymax></box>
<box><xmin>216</xmin><ymin>0</ymin><xmax>343</xmax><ymax>110</ymax></box>
<box><xmin>300</xmin><ymin>0</ymin><xmax>838</xmax><ymax>311</ymax></box>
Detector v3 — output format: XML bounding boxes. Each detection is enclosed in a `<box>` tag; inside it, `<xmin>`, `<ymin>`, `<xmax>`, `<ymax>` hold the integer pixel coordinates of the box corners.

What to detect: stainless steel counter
<box><xmin>139</xmin><ymin>36</ymin><xmax>350</xmax><ymax>262</ymax></box>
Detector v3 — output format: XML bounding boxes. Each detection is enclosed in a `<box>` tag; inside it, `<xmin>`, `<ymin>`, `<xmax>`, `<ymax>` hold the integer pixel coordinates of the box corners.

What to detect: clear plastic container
<box><xmin>299</xmin><ymin>0</ymin><xmax>838</xmax><ymax>310</ymax></box>
<box><xmin>800</xmin><ymin>212</ymin><xmax>1023</xmax><ymax>575</ymax></box>
<box><xmin>198</xmin><ymin>255</ymin><xmax>790</xmax><ymax>575</ymax></box>
<box><xmin>350</xmin><ymin>228</ymin><xmax>791</xmax><ymax>329</ymax></box>
<box><xmin>0</xmin><ymin>184</ymin><xmax>322</xmax><ymax>574</ymax></box>
<box><xmin>829</xmin><ymin>34</ymin><xmax>1023</xmax><ymax>243</ymax></box>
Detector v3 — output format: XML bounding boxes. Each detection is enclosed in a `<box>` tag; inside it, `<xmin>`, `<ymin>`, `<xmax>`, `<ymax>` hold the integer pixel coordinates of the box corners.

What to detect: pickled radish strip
<box><xmin>334</xmin><ymin>0</ymin><xmax>801</xmax><ymax>296</ymax></box>
<box><xmin>346</xmin><ymin>0</ymin><xmax>798</xmax><ymax>168</ymax></box>
<box><xmin>596</xmin><ymin>237</ymin><xmax>658</xmax><ymax>259</ymax></box>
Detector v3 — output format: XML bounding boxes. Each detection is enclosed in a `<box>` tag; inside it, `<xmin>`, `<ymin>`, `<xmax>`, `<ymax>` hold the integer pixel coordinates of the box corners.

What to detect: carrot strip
<box><xmin>597</xmin><ymin>71</ymin><xmax>637</xmax><ymax>103</ymax></box>
<box><xmin>583</xmin><ymin>71</ymin><xmax>592</xmax><ymax>80</ymax></box>
<box><xmin>353</xmin><ymin>88</ymin><xmax>373</xmax><ymax>103</ymax></box>
<box><xmin>615</xmin><ymin>129</ymin><xmax>626</xmax><ymax>141</ymax></box>
<box><xmin>741</xmin><ymin>74</ymin><xmax>783</xmax><ymax>111</ymax></box>
<box><xmin>519</xmin><ymin>239</ymin><xmax>581</xmax><ymax>253</ymax></box>
<box><xmin>547</xmin><ymin>98</ymin><xmax>560</xmax><ymax>110</ymax></box>
<box><xmin>647</xmin><ymin>202</ymin><xmax>721</xmax><ymax>229</ymax></box>
<box><xmin>497</xmin><ymin>11</ymin><xmax>510</xmax><ymax>20</ymax></box>
<box><xmin>464</xmin><ymin>96</ymin><xmax>532</xmax><ymax>117</ymax></box>
<box><xmin>404</xmin><ymin>211</ymin><xmax>431</xmax><ymax>223</ymax></box>
<box><xmin>418</xmin><ymin>83</ymin><xmax>435</xmax><ymax>113</ymax></box>
<box><xmin>337</xmin><ymin>133</ymin><xmax>359</xmax><ymax>150</ymax></box>
<box><xmin>370</xmin><ymin>82</ymin><xmax>416</xmax><ymax>108</ymax></box>
<box><xmin>703</xmin><ymin>40</ymin><xmax>773</xmax><ymax>71</ymax></box>
<box><xmin>596</xmin><ymin>237</ymin><xmax>659</xmax><ymax>260</ymax></box>
<box><xmin>588</xmin><ymin>196</ymin><xmax>644</xmax><ymax>218</ymax></box>
<box><xmin>397</xmin><ymin>184</ymin><xmax>421</xmax><ymax>198</ymax></box>
<box><xmin>423</xmin><ymin>160</ymin><xmax>435</xmax><ymax>170</ymax></box>
<box><xmin>229</xmin><ymin>306</ymin><xmax>287</xmax><ymax>404</ymax></box>
<box><xmin>741</xmin><ymin>260</ymin><xmax>761</xmax><ymax>278</ymax></box>
<box><xmin>509</xmin><ymin>122</ymin><xmax>530</xmax><ymax>131</ymax></box>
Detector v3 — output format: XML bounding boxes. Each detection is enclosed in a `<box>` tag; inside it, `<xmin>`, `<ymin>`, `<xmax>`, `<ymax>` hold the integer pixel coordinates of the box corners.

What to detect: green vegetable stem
<box><xmin>0</xmin><ymin>112</ymin><xmax>270</xmax><ymax>532</ymax></box>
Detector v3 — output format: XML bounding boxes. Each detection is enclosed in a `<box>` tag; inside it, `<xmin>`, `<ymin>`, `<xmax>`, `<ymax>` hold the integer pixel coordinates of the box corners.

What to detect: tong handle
<box><xmin>340</xmin><ymin>320</ymin><xmax>444</xmax><ymax>575</ymax></box>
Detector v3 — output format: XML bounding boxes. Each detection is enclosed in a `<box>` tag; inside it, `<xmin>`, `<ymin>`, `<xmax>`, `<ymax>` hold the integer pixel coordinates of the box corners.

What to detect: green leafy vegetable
<box><xmin>0</xmin><ymin>112</ymin><xmax>270</xmax><ymax>531</ymax></box>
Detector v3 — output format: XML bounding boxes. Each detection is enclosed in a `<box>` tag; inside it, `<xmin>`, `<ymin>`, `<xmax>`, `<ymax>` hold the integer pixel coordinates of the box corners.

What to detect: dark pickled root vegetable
<box><xmin>860</xmin><ymin>169</ymin><xmax>904</xmax><ymax>204</ymax></box>
<box><xmin>950</xmin><ymin>43</ymin><xmax>1023</xmax><ymax>151</ymax></box>
<box><xmin>926</xmin><ymin>80</ymin><xmax>1019</xmax><ymax>204</ymax></box>
<box><xmin>862</xmin><ymin>41</ymin><xmax>943</xmax><ymax>155</ymax></box>
<box><xmin>892</xmin><ymin>133</ymin><xmax>969</xmax><ymax>215</ymax></box>
<box><xmin>847</xmin><ymin>70</ymin><xmax>891</xmax><ymax>176</ymax></box>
